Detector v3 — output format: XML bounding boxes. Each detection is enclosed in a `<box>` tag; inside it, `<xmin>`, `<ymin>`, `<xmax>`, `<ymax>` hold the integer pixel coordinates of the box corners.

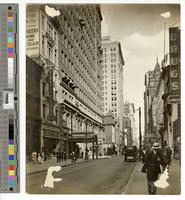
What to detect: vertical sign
<box><xmin>168</xmin><ymin>27</ymin><xmax>180</xmax><ymax>104</ymax></box>
<box><xmin>47</xmin><ymin>69</ymin><xmax>54</xmax><ymax>121</ymax></box>
<box><xmin>26</xmin><ymin>6</ymin><xmax>39</xmax><ymax>58</ymax></box>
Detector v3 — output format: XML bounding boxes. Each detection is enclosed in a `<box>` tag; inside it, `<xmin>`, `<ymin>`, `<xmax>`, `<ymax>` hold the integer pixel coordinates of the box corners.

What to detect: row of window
<box><xmin>102</xmin><ymin>58</ymin><xmax>117</xmax><ymax>63</ymax></box>
<box><xmin>75</xmin><ymin>87</ymin><xmax>96</xmax><ymax>108</ymax></box>
<box><xmin>103</xmin><ymin>47</ymin><xmax>116</xmax><ymax>52</ymax></box>
<box><xmin>41</xmin><ymin>13</ymin><xmax>57</xmax><ymax>41</ymax></box>
<box><xmin>59</xmin><ymin>23</ymin><xmax>94</xmax><ymax>71</ymax></box>
<box><xmin>60</xmin><ymin>47</ymin><xmax>96</xmax><ymax>96</ymax></box>
<box><xmin>103</xmin><ymin>107</ymin><xmax>117</xmax><ymax>117</ymax></box>
<box><xmin>41</xmin><ymin>36</ymin><xmax>58</xmax><ymax>64</ymax></box>
<box><xmin>103</xmin><ymin>102</ymin><xmax>117</xmax><ymax>107</ymax></box>
<box><xmin>103</xmin><ymin>53</ymin><xmax>116</xmax><ymax>58</ymax></box>
<box><xmin>59</xmin><ymin>26</ymin><xmax>97</xmax><ymax>87</ymax></box>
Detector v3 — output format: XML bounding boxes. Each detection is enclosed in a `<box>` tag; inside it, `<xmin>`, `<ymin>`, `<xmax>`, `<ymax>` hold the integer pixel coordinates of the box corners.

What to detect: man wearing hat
<box><xmin>143</xmin><ymin>142</ymin><xmax>164</xmax><ymax>194</ymax></box>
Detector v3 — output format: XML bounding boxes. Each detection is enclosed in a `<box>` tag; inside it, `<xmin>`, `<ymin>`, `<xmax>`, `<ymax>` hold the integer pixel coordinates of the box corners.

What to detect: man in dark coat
<box><xmin>144</xmin><ymin>143</ymin><xmax>164</xmax><ymax>194</ymax></box>
<box><xmin>163</xmin><ymin>146</ymin><xmax>172</xmax><ymax>172</ymax></box>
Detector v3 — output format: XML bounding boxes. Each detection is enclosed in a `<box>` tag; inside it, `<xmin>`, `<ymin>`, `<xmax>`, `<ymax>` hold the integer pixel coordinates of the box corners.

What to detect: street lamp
<box><xmin>71</xmin><ymin>112</ymin><xmax>73</xmax><ymax>155</ymax></box>
<box><xmin>60</xmin><ymin>103</ymin><xmax>65</xmax><ymax>149</ymax></box>
<box><xmin>70</xmin><ymin>111</ymin><xmax>78</xmax><ymax>155</ymax></box>
<box><xmin>136</xmin><ymin>107</ymin><xmax>142</xmax><ymax>159</ymax></box>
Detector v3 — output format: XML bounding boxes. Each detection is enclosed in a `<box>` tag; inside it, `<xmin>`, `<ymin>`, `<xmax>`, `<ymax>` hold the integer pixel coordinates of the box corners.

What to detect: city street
<box><xmin>125</xmin><ymin>159</ymin><xmax>180</xmax><ymax>195</ymax></box>
<box><xmin>25</xmin><ymin>4</ymin><xmax>181</xmax><ymax>196</ymax></box>
<box><xmin>26</xmin><ymin>155</ymin><xmax>136</xmax><ymax>194</ymax></box>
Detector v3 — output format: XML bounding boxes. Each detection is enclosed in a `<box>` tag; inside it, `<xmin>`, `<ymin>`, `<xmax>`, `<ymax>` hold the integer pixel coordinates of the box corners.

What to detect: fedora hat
<box><xmin>152</xmin><ymin>143</ymin><xmax>160</xmax><ymax>150</ymax></box>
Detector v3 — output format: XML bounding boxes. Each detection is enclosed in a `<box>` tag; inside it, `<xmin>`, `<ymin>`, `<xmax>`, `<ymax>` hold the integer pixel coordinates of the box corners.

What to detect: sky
<box><xmin>101</xmin><ymin>4</ymin><xmax>180</xmax><ymax>135</ymax></box>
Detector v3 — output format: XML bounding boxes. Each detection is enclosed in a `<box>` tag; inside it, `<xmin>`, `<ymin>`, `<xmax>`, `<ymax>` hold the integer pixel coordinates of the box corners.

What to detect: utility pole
<box><xmin>139</xmin><ymin>107</ymin><xmax>142</xmax><ymax>158</ymax></box>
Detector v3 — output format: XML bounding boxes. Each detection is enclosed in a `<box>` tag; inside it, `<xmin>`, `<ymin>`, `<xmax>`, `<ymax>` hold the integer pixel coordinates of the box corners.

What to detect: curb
<box><xmin>121</xmin><ymin>161</ymin><xmax>139</xmax><ymax>194</ymax></box>
<box><xmin>26</xmin><ymin>157</ymin><xmax>109</xmax><ymax>176</ymax></box>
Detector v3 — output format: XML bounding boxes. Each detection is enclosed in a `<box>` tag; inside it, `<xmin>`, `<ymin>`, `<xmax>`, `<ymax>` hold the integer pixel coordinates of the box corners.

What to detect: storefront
<box><xmin>42</xmin><ymin>123</ymin><xmax>60</xmax><ymax>154</ymax></box>
<box><xmin>173</xmin><ymin>118</ymin><xmax>180</xmax><ymax>159</ymax></box>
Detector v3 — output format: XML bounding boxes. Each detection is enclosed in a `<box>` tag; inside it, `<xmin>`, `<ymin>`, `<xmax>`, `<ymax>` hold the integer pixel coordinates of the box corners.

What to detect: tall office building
<box><xmin>26</xmin><ymin>5</ymin><xmax>104</xmax><ymax>157</ymax></box>
<box><xmin>102</xmin><ymin>36</ymin><xmax>124</xmax><ymax>149</ymax></box>
<box><xmin>143</xmin><ymin>59</ymin><xmax>161</xmax><ymax>143</ymax></box>
<box><xmin>56</xmin><ymin>5</ymin><xmax>104</xmax><ymax>156</ymax></box>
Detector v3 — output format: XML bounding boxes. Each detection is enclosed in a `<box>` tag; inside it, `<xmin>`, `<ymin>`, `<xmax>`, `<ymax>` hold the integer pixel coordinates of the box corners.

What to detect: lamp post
<box><xmin>70</xmin><ymin>112</ymin><xmax>73</xmax><ymax>155</ymax></box>
<box><xmin>60</xmin><ymin>103</ymin><xmax>65</xmax><ymax>150</ymax></box>
<box><xmin>71</xmin><ymin>112</ymin><xmax>78</xmax><ymax>154</ymax></box>
<box><xmin>139</xmin><ymin>107</ymin><xmax>142</xmax><ymax>157</ymax></box>
<box><xmin>135</xmin><ymin>107</ymin><xmax>142</xmax><ymax>159</ymax></box>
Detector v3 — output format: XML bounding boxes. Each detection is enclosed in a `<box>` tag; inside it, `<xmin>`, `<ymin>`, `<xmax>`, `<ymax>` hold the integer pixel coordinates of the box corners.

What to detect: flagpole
<box><xmin>164</xmin><ymin>22</ymin><xmax>166</xmax><ymax>58</ymax></box>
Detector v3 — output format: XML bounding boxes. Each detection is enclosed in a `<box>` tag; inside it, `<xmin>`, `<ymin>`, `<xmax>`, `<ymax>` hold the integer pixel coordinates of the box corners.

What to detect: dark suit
<box><xmin>144</xmin><ymin>149</ymin><xmax>164</xmax><ymax>194</ymax></box>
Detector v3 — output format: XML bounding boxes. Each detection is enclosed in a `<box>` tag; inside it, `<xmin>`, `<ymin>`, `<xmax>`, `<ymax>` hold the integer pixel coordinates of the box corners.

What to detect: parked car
<box><xmin>124</xmin><ymin>146</ymin><xmax>138</xmax><ymax>162</ymax></box>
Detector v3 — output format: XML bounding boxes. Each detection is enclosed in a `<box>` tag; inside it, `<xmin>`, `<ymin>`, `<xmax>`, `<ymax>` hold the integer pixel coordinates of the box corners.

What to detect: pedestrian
<box><xmin>74</xmin><ymin>149</ymin><xmax>78</xmax><ymax>163</ymax></box>
<box><xmin>167</xmin><ymin>146</ymin><xmax>172</xmax><ymax>164</ymax></box>
<box><xmin>32</xmin><ymin>152</ymin><xmax>37</xmax><ymax>164</ymax></box>
<box><xmin>56</xmin><ymin>150</ymin><xmax>60</xmax><ymax>163</ymax></box>
<box><xmin>81</xmin><ymin>151</ymin><xmax>84</xmax><ymax>158</ymax></box>
<box><xmin>60</xmin><ymin>151</ymin><xmax>64</xmax><ymax>162</ymax></box>
<box><xmin>71</xmin><ymin>151</ymin><xmax>75</xmax><ymax>163</ymax></box>
<box><xmin>163</xmin><ymin>146</ymin><xmax>172</xmax><ymax>172</ymax></box>
<box><xmin>38</xmin><ymin>152</ymin><xmax>44</xmax><ymax>164</ymax></box>
<box><xmin>141</xmin><ymin>146</ymin><xmax>150</xmax><ymax>163</ymax></box>
<box><xmin>63</xmin><ymin>151</ymin><xmax>67</xmax><ymax>161</ymax></box>
<box><xmin>142</xmin><ymin>142</ymin><xmax>164</xmax><ymax>195</ymax></box>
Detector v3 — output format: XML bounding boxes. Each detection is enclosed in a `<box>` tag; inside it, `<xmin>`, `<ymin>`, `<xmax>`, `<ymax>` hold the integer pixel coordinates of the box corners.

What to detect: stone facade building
<box><xmin>101</xmin><ymin>36</ymin><xmax>124</xmax><ymax>151</ymax></box>
<box><xmin>26</xmin><ymin>5</ymin><xmax>104</xmax><ymax>157</ymax></box>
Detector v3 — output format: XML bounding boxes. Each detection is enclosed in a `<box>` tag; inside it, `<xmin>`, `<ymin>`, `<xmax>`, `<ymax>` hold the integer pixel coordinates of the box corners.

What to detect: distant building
<box><xmin>102</xmin><ymin>36</ymin><xmax>125</xmax><ymax>150</ymax></box>
<box><xmin>154</xmin><ymin>72</ymin><xmax>164</xmax><ymax>145</ymax></box>
<box><xmin>143</xmin><ymin>58</ymin><xmax>161</xmax><ymax>145</ymax></box>
<box><xmin>123</xmin><ymin>102</ymin><xmax>137</xmax><ymax>146</ymax></box>
<box><xmin>103</xmin><ymin>110</ymin><xmax>116</xmax><ymax>155</ymax></box>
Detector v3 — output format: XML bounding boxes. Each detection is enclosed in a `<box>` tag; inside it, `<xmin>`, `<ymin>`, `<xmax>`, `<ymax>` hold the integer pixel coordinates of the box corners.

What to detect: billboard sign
<box><xmin>169</xmin><ymin>27</ymin><xmax>180</xmax><ymax>103</ymax></box>
<box><xmin>26</xmin><ymin>6</ymin><xmax>39</xmax><ymax>57</ymax></box>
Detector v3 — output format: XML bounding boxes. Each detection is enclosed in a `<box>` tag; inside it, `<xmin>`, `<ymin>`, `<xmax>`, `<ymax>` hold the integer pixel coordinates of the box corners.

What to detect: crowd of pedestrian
<box><xmin>56</xmin><ymin>149</ymin><xmax>67</xmax><ymax>163</ymax></box>
<box><xmin>70</xmin><ymin>149</ymin><xmax>80</xmax><ymax>163</ymax></box>
<box><xmin>141</xmin><ymin>142</ymin><xmax>172</xmax><ymax>195</ymax></box>
<box><xmin>31</xmin><ymin>151</ymin><xmax>45</xmax><ymax>164</ymax></box>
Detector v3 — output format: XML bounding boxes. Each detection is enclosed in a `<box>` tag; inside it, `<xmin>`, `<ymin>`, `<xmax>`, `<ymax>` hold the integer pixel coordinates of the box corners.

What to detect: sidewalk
<box><xmin>27</xmin><ymin>157</ymin><xmax>90</xmax><ymax>175</ymax></box>
<box><xmin>26</xmin><ymin>155</ymin><xmax>111</xmax><ymax>175</ymax></box>
<box><xmin>124</xmin><ymin>159</ymin><xmax>181</xmax><ymax>195</ymax></box>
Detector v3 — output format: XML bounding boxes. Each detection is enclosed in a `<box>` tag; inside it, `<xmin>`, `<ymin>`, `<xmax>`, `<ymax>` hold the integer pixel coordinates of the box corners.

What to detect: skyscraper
<box><xmin>102</xmin><ymin>36</ymin><xmax>124</xmax><ymax>150</ymax></box>
<box><xmin>26</xmin><ymin>4</ymin><xmax>104</xmax><ymax>157</ymax></box>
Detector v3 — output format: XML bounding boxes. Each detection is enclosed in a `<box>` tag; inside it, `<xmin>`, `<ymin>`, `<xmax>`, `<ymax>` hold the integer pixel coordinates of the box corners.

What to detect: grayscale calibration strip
<box><xmin>0</xmin><ymin>4</ymin><xmax>19</xmax><ymax>193</ymax></box>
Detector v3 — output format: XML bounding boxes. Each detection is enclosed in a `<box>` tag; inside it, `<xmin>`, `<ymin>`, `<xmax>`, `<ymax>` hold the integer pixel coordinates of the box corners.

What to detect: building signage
<box><xmin>44</xmin><ymin>131</ymin><xmax>59</xmax><ymax>139</ymax></box>
<box><xmin>71</xmin><ymin>132</ymin><xmax>97</xmax><ymax>142</ymax></box>
<box><xmin>26</xmin><ymin>7</ymin><xmax>39</xmax><ymax>57</ymax></box>
<box><xmin>48</xmin><ymin>69</ymin><xmax>54</xmax><ymax>120</ymax></box>
<box><xmin>169</xmin><ymin>27</ymin><xmax>180</xmax><ymax>104</ymax></box>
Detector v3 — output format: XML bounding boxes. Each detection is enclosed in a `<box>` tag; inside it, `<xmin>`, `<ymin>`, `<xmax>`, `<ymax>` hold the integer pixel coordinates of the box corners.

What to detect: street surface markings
<box><xmin>42</xmin><ymin>166</ymin><xmax>62</xmax><ymax>188</ymax></box>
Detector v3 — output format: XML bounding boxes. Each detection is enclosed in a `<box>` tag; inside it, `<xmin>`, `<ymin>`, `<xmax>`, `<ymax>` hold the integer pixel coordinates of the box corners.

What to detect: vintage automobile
<box><xmin>124</xmin><ymin>146</ymin><xmax>138</xmax><ymax>162</ymax></box>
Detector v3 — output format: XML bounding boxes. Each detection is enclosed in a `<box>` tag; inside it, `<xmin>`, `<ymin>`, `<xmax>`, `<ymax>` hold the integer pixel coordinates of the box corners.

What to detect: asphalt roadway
<box><xmin>26</xmin><ymin>155</ymin><xmax>136</xmax><ymax>194</ymax></box>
